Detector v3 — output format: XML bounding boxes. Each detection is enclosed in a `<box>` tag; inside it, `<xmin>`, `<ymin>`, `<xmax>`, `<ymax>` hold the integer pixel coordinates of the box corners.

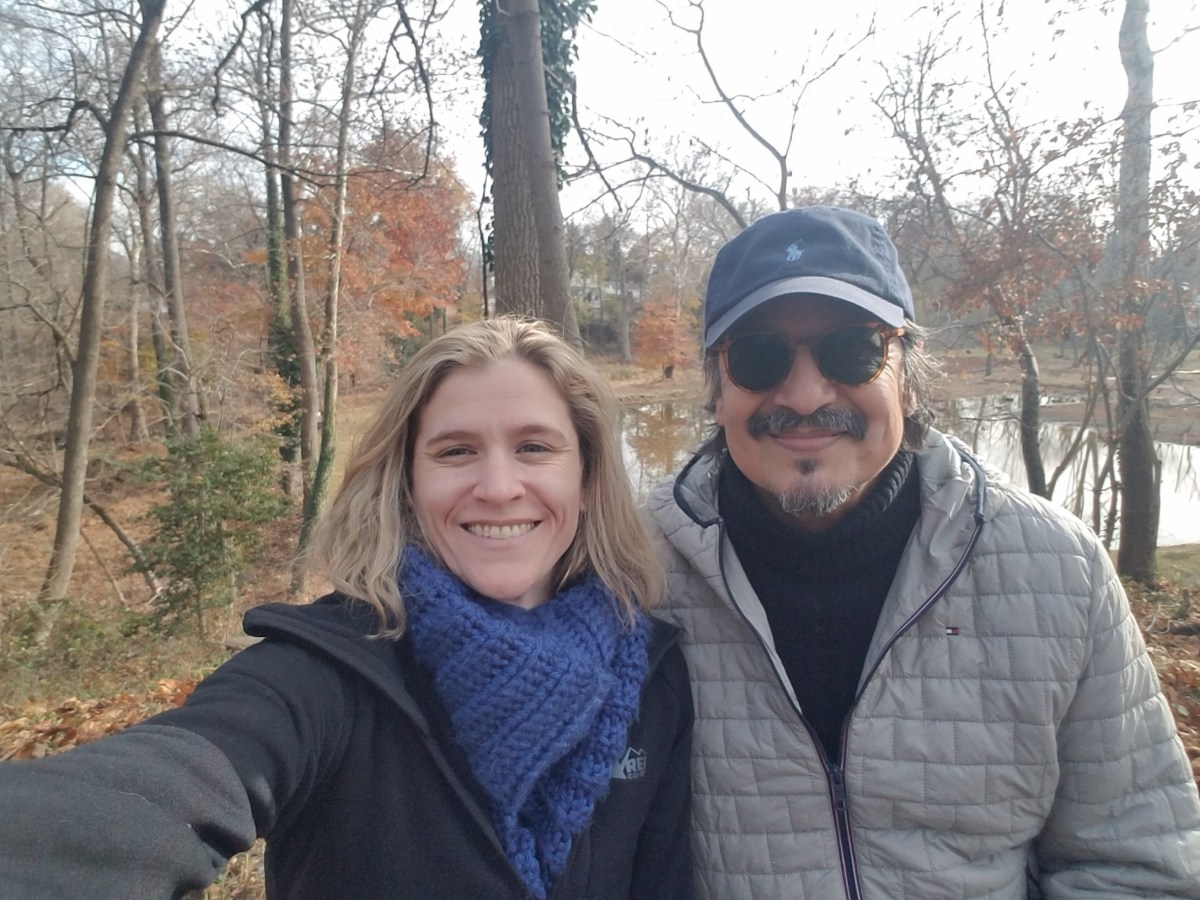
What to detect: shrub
<box><xmin>135</xmin><ymin>429</ymin><xmax>289</xmax><ymax>635</ymax></box>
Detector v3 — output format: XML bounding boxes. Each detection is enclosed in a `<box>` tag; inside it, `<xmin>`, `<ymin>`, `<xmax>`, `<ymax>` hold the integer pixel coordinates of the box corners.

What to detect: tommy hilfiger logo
<box><xmin>785</xmin><ymin>241</ymin><xmax>804</xmax><ymax>262</ymax></box>
<box><xmin>612</xmin><ymin>746</ymin><xmax>647</xmax><ymax>780</ymax></box>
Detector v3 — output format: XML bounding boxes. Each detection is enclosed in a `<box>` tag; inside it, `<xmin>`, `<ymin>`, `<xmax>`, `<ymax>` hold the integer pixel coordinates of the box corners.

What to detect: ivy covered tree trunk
<box><xmin>1113</xmin><ymin>0</ymin><xmax>1159</xmax><ymax>583</ymax></box>
<box><xmin>504</xmin><ymin>0</ymin><xmax>574</xmax><ymax>335</ymax></box>
<box><xmin>249</xmin><ymin>3</ymin><xmax>301</xmax><ymax>498</ymax></box>
<box><xmin>481</xmin><ymin>0</ymin><xmax>583</xmax><ymax>341</ymax></box>
<box><xmin>489</xmin><ymin>26</ymin><xmax>542</xmax><ymax>320</ymax></box>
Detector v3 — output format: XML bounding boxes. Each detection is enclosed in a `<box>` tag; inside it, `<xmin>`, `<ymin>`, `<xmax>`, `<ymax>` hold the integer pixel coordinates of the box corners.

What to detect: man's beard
<box><xmin>746</xmin><ymin>406</ymin><xmax>867</xmax><ymax>517</ymax></box>
<box><xmin>775</xmin><ymin>471</ymin><xmax>859</xmax><ymax>517</ymax></box>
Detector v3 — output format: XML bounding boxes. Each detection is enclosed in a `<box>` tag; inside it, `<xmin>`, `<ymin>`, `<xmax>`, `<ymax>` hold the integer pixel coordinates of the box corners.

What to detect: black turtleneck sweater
<box><xmin>718</xmin><ymin>451</ymin><xmax>922</xmax><ymax>763</ymax></box>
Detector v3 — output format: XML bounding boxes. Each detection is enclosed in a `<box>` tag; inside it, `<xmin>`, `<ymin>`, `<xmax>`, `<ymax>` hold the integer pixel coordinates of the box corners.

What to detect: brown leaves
<box><xmin>0</xmin><ymin>678</ymin><xmax>197</xmax><ymax>761</ymax></box>
<box><xmin>1130</xmin><ymin>582</ymin><xmax>1200</xmax><ymax>791</ymax></box>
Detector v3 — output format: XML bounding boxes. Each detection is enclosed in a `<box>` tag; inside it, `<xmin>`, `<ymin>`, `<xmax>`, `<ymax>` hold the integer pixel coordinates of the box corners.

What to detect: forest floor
<box><xmin>0</xmin><ymin>342</ymin><xmax>1197</xmax><ymax>897</ymax></box>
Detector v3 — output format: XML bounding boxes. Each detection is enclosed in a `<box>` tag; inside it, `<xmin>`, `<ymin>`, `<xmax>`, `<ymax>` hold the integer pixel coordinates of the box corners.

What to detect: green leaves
<box><xmin>135</xmin><ymin>429</ymin><xmax>289</xmax><ymax>635</ymax></box>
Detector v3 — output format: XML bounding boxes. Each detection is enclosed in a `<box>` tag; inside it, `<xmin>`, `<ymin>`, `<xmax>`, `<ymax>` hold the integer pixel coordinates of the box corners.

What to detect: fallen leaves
<box><xmin>0</xmin><ymin>678</ymin><xmax>197</xmax><ymax>761</ymax></box>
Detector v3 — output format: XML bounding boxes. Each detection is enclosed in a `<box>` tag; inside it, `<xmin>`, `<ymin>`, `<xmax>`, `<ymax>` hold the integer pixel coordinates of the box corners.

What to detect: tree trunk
<box><xmin>40</xmin><ymin>0</ymin><xmax>168</xmax><ymax>604</ymax></box>
<box><xmin>492</xmin><ymin>0</ymin><xmax>577</xmax><ymax>341</ymax></box>
<box><xmin>1113</xmin><ymin>0</ymin><xmax>1159</xmax><ymax>583</ymax></box>
<box><xmin>146</xmin><ymin>35</ymin><xmax>202</xmax><ymax>438</ymax></box>
<box><xmin>251</xmin><ymin>15</ymin><xmax>300</xmax><ymax>498</ymax></box>
<box><xmin>279</xmin><ymin>0</ymin><xmax>320</xmax><ymax>511</ymax></box>
<box><xmin>490</xmin><ymin>20</ymin><xmax>541</xmax><ymax>320</ymax></box>
<box><xmin>131</xmin><ymin>117</ymin><xmax>174</xmax><ymax>430</ymax></box>
<box><xmin>122</xmin><ymin>238</ymin><xmax>150</xmax><ymax>443</ymax></box>
<box><xmin>296</xmin><ymin>0</ymin><xmax>371</xmax><ymax>590</ymax></box>
<box><xmin>1011</xmin><ymin>325</ymin><xmax>1047</xmax><ymax>497</ymax></box>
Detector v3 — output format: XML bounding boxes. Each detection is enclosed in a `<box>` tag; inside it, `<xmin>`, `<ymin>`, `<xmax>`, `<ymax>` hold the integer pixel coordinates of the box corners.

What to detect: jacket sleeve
<box><xmin>1035</xmin><ymin>541</ymin><xmax>1200</xmax><ymax>898</ymax></box>
<box><xmin>630</xmin><ymin>642</ymin><xmax>695</xmax><ymax>900</ymax></box>
<box><xmin>0</xmin><ymin>637</ymin><xmax>349</xmax><ymax>899</ymax></box>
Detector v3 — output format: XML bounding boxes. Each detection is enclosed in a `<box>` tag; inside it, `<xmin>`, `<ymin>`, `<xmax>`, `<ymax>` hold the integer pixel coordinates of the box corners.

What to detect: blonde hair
<box><xmin>306</xmin><ymin>317</ymin><xmax>663</xmax><ymax>634</ymax></box>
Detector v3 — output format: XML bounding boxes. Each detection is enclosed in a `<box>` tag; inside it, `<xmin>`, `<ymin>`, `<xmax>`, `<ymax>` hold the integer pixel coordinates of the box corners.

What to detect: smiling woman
<box><xmin>410</xmin><ymin>357</ymin><xmax>585</xmax><ymax>609</ymax></box>
<box><xmin>0</xmin><ymin>318</ymin><xmax>694</xmax><ymax>900</ymax></box>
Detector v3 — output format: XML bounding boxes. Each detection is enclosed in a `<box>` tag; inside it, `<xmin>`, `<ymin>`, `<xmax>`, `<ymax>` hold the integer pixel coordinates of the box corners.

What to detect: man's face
<box><xmin>714</xmin><ymin>294</ymin><xmax>910</xmax><ymax>531</ymax></box>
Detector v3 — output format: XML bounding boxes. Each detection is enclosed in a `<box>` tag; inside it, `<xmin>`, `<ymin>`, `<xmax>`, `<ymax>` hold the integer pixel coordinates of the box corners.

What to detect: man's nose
<box><xmin>473</xmin><ymin>453</ymin><xmax>525</xmax><ymax>501</ymax></box>
<box><xmin>770</xmin><ymin>346</ymin><xmax>838</xmax><ymax>414</ymax></box>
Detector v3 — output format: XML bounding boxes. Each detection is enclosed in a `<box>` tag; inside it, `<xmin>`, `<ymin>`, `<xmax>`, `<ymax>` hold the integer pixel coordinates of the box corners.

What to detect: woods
<box><xmin>0</xmin><ymin>0</ymin><xmax>1196</xmax><ymax>655</ymax></box>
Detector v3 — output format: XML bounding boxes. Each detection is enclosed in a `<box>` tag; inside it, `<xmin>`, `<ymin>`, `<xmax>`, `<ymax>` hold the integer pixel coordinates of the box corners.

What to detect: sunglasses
<box><xmin>720</xmin><ymin>324</ymin><xmax>906</xmax><ymax>392</ymax></box>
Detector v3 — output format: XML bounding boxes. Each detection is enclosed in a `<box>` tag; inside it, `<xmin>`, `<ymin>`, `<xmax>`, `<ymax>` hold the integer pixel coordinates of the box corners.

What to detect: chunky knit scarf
<box><xmin>400</xmin><ymin>547</ymin><xmax>650</xmax><ymax>899</ymax></box>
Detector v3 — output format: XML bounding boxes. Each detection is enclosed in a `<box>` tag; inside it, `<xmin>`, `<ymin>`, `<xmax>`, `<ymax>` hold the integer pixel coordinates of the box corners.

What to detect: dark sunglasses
<box><xmin>720</xmin><ymin>324</ymin><xmax>906</xmax><ymax>392</ymax></box>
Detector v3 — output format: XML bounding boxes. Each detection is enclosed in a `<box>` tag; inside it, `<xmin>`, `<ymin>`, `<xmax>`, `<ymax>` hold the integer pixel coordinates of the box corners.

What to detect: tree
<box><xmin>572</xmin><ymin>0</ymin><xmax>872</xmax><ymax>233</ymax></box>
<box><xmin>40</xmin><ymin>0</ymin><xmax>169</xmax><ymax>606</ymax></box>
<box><xmin>144</xmin><ymin>29</ymin><xmax>202</xmax><ymax>438</ymax></box>
<box><xmin>480</xmin><ymin>0</ymin><xmax>582</xmax><ymax>338</ymax></box>
<box><xmin>632</xmin><ymin>290</ymin><xmax>690</xmax><ymax>377</ymax></box>
<box><xmin>873</xmin><ymin>7</ymin><xmax>1109</xmax><ymax>499</ymax></box>
<box><xmin>1111</xmin><ymin>0</ymin><xmax>1159</xmax><ymax>582</ymax></box>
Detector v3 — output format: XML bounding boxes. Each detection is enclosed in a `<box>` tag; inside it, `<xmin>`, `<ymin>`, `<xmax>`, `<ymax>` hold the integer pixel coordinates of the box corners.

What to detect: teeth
<box><xmin>466</xmin><ymin>522</ymin><xmax>536</xmax><ymax>540</ymax></box>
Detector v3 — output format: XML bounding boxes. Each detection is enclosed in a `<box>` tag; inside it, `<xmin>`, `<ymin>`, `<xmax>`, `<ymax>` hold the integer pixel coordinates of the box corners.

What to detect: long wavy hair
<box><xmin>305</xmin><ymin>317</ymin><xmax>662</xmax><ymax>635</ymax></box>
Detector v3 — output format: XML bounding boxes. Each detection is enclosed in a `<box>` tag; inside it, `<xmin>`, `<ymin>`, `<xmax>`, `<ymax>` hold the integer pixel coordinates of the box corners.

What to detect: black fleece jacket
<box><xmin>0</xmin><ymin>595</ymin><xmax>694</xmax><ymax>900</ymax></box>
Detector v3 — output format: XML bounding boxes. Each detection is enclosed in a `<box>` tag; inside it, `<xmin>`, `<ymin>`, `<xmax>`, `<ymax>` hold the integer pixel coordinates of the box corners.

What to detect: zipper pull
<box><xmin>830</xmin><ymin>765</ymin><xmax>849</xmax><ymax>814</ymax></box>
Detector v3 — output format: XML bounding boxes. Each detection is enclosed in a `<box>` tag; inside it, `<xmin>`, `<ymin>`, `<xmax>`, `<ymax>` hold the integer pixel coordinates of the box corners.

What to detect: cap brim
<box><xmin>705</xmin><ymin>276</ymin><xmax>907</xmax><ymax>346</ymax></box>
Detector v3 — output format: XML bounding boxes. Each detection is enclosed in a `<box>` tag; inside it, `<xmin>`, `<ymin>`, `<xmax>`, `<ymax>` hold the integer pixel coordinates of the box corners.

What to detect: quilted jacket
<box><xmin>646</xmin><ymin>428</ymin><xmax>1200</xmax><ymax>900</ymax></box>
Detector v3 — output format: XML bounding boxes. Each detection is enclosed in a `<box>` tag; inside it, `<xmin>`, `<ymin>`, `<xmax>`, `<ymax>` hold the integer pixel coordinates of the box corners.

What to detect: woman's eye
<box><xmin>518</xmin><ymin>442</ymin><xmax>551</xmax><ymax>454</ymax></box>
<box><xmin>438</xmin><ymin>446</ymin><xmax>473</xmax><ymax>458</ymax></box>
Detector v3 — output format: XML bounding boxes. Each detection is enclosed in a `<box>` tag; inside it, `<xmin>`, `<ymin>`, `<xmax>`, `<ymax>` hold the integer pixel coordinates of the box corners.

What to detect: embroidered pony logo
<box><xmin>785</xmin><ymin>241</ymin><xmax>804</xmax><ymax>262</ymax></box>
<box><xmin>612</xmin><ymin>746</ymin><xmax>647</xmax><ymax>780</ymax></box>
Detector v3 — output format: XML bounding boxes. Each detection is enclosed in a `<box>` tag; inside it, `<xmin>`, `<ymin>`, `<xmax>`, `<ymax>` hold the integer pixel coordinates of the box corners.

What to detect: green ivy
<box><xmin>477</xmin><ymin>0</ymin><xmax>596</xmax><ymax>267</ymax></box>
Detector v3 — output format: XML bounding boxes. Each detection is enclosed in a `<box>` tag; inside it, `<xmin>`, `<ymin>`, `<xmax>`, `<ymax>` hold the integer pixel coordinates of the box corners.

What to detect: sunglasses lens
<box><xmin>816</xmin><ymin>327</ymin><xmax>887</xmax><ymax>385</ymax></box>
<box><xmin>725</xmin><ymin>334</ymin><xmax>793</xmax><ymax>391</ymax></box>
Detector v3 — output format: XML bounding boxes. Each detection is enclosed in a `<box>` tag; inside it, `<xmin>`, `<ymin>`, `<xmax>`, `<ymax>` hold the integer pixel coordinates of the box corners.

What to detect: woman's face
<box><xmin>410</xmin><ymin>357</ymin><xmax>585</xmax><ymax>608</ymax></box>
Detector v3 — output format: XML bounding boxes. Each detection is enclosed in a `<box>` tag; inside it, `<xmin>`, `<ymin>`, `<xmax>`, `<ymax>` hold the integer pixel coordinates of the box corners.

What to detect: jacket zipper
<box><xmin>715</xmin><ymin>506</ymin><xmax>985</xmax><ymax>900</ymax></box>
<box><xmin>828</xmin><ymin>763</ymin><xmax>862</xmax><ymax>900</ymax></box>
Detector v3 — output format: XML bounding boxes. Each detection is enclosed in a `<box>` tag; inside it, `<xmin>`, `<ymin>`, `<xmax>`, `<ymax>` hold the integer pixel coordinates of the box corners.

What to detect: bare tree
<box><xmin>40</xmin><ymin>0</ymin><xmax>169</xmax><ymax>604</ymax></box>
<box><xmin>873</xmin><ymin>7</ymin><xmax>1110</xmax><ymax>499</ymax></box>
<box><xmin>1111</xmin><ymin>0</ymin><xmax>1159</xmax><ymax>582</ymax></box>
<box><xmin>573</xmin><ymin>0</ymin><xmax>872</xmax><ymax>231</ymax></box>
<box><xmin>144</xmin><ymin>29</ymin><xmax>202</xmax><ymax>438</ymax></box>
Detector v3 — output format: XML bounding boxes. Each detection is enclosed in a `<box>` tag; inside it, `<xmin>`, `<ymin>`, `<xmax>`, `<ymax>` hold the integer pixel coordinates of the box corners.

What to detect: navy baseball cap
<box><xmin>703</xmin><ymin>206</ymin><xmax>915</xmax><ymax>347</ymax></box>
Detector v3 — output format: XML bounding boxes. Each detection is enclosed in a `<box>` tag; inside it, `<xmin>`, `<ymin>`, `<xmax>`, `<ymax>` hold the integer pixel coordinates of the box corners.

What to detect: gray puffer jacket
<box><xmin>647</xmin><ymin>428</ymin><xmax>1200</xmax><ymax>900</ymax></box>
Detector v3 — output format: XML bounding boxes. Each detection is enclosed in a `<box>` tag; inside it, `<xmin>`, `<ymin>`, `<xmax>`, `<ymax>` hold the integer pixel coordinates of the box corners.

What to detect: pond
<box><xmin>620</xmin><ymin>397</ymin><xmax>1200</xmax><ymax>547</ymax></box>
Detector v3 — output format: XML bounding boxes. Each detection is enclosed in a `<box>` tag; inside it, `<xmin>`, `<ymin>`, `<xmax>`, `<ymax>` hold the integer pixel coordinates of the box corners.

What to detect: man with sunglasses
<box><xmin>648</xmin><ymin>206</ymin><xmax>1200</xmax><ymax>899</ymax></box>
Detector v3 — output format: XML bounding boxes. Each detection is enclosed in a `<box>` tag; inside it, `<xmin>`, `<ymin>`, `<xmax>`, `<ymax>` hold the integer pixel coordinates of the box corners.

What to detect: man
<box><xmin>647</xmin><ymin>206</ymin><xmax>1200</xmax><ymax>899</ymax></box>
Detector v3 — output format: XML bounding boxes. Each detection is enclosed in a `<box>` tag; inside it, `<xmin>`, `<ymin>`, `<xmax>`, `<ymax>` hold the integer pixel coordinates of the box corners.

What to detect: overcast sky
<box><xmin>432</xmin><ymin>0</ymin><xmax>1199</xmax><ymax>213</ymax></box>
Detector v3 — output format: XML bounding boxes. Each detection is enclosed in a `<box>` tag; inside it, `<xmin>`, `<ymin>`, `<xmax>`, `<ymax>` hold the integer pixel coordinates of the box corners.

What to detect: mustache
<box><xmin>747</xmin><ymin>406</ymin><xmax>868</xmax><ymax>440</ymax></box>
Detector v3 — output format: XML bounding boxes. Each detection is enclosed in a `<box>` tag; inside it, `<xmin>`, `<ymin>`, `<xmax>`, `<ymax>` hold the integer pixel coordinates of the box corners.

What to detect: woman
<box><xmin>0</xmin><ymin>318</ymin><xmax>693</xmax><ymax>899</ymax></box>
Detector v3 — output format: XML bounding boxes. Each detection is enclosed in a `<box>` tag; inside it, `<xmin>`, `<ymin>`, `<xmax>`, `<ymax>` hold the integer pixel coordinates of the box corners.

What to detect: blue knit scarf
<box><xmin>400</xmin><ymin>546</ymin><xmax>650</xmax><ymax>899</ymax></box>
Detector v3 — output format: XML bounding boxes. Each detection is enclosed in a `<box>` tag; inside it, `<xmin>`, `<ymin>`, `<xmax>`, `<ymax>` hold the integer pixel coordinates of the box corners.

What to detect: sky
<box><xmin>431</xmin><ymin>0</ymin><xmax>1200</xmax><ymax>215</ymax></box>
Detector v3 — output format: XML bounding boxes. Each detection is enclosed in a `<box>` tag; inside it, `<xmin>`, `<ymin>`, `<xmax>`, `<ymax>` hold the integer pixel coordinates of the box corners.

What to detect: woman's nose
<box><xmin>473</xmin><ymin>453</ymin><xmax>524</xmax><ymax>501</ymax></box>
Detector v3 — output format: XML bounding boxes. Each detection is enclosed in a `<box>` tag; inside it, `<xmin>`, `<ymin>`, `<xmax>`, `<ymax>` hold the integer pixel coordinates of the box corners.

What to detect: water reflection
<box><xmin>621</xmin><ymin>397</ymin><xmax>1200</xmax><ymax>546</ymax></box>
<box><xmin>939</xmin><ymin>397</ymin><xmax>1200</xmax><ymax>546</ymax></box>
<box><xmin>620</xmin><ymin>402</ymin><xmax>712</xmax><ymax>496</ymax></box>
